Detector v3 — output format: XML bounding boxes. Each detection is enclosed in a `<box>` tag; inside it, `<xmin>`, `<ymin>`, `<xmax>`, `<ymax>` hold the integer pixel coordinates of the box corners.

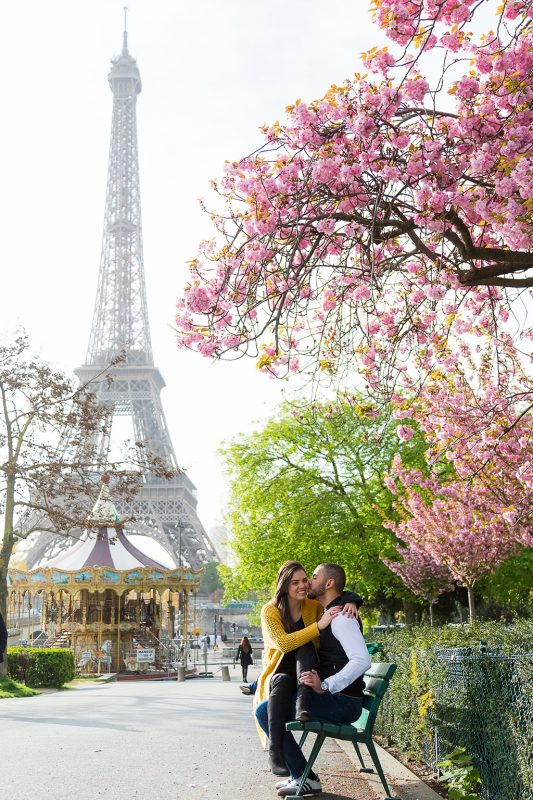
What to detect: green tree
<box><xmin>476</xmin><ymin>550</ymin><xmax>533</xmax><ymax>619</ymax></box>
<box><xmin>219</xmin><ymin>398</ymin><xmax>427</xmax><ymax>607</ymax></box>
<box><xmin>199</xmin><ymin>561</ymin><xmax>224</xmax><ymax>596</ymax></box>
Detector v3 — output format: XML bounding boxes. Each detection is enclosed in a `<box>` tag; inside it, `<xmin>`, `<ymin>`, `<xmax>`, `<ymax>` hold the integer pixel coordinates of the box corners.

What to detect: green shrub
<box><xmin>7</xmin><ymin>647</ymin><xmax>75</xmax><ymax>688</ymax></box>
<box><xmin>438</xmin><ymin>747</ymin><xmax>482</xmax><ymax>800</ymax></box>
<box><xmin>373</xmin><ymin>620</ymin><xmax>532</xmax><ymax>748</ymax></box>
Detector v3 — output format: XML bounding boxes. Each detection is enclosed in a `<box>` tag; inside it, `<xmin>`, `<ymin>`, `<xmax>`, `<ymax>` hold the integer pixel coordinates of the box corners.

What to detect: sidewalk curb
<box><xmin>337</xmin><ymin>738</ymin><xmax>442</xmax><ymax>800</ymax></box>
<box><xmin>95</xmin><ymin>672</ymin><xmax>117</xmax><ymax>683</ymax></box>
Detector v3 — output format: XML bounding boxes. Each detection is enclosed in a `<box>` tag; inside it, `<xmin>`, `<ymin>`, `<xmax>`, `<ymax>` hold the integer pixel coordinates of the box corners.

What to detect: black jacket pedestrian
<box><xmin>236</xmin><ymin>644</ymin><xmax>253</xmax><ymax>666</ymax></box>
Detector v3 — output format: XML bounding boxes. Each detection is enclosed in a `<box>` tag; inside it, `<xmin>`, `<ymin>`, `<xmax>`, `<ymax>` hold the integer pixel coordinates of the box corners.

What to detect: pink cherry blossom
<box><xmin>384</xmin><ymin>543</ymin><xmax>454</xmax><ymax>611</ymax></box>
<box><xmin>397</xmin><ymin>425</ymin><xmax>415</xmax><ymax>442</ymax></box>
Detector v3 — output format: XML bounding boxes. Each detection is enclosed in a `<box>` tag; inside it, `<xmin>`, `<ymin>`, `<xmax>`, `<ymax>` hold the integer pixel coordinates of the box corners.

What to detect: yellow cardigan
<box><xmin>253</xmin><ymin>597</ymin><xmax>323</xmax><ymax>745</ymax></box>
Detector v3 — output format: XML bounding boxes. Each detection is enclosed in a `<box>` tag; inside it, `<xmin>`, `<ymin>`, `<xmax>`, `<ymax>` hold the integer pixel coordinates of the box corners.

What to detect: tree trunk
<box><xmin>467</xmin><ymin>585</ymin><xmax>476</xmax><ymax>623</ymax></box>
<box><xmin>402</xmin><ymin>598</ymin><xmax>418</xmax><ymax>625</ymax></box>
<box><xmin>0</xmin><ymin>564</ymin><xmax>8</xmax><ymax>677</ymax></box>
<box><xmin>429</xmin><ymin>600</ymin><xmax>434</xmax><ymax>628</ymax></box>
<box><xmin>1</xmin><ymin>476</ymin><xmax>16</xmax><ymax>677</ymax></box>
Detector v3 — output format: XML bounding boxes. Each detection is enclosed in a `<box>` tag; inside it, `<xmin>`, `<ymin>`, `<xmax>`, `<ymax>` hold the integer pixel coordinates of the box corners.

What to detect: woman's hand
<box><xmin>341</xmin><ymin>602</ymin><xmax>359</xmax><ymax>619</ymax></box>
<box><xmin>317</xmin><ymin>605</ymin><xmax>342</xmax><ymax>630</ymax></box>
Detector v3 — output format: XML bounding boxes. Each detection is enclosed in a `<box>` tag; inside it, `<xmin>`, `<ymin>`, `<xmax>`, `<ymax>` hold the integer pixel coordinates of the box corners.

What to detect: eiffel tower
<box><xmin>23</xmin><ymin>17</ymin><xmax>217</xmax><ymax>570</ymax></box>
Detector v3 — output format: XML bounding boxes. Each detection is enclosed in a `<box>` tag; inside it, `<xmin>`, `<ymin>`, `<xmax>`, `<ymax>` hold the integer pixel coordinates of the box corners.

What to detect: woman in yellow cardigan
<box><xmin>253</xmin><ymin>561</ymin><xmax>358</xmax><ymax>779</ymax></box>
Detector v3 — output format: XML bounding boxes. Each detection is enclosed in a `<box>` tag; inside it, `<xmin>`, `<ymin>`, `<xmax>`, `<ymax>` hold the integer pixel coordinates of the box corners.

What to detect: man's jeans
<box><xmin>256</xmin><ymin>691</ymin><xmax>362</xmax><ymax>778</ymax></box>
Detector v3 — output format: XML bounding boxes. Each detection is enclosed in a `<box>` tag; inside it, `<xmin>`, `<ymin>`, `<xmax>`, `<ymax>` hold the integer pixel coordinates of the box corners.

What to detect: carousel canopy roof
<box><xmin>42</xmin><ymin>481</ymin><xmax>169</xmax><ymax>571</ymax></box>
<box><xmin>8</xmin><ymin>479</ymin><xmax>204</xmax><ymax>593</ymax></box>
<box><xmin>42</xmin><ymin>527</ymin><xmax>169</xmax><ymax>571</ymax></box>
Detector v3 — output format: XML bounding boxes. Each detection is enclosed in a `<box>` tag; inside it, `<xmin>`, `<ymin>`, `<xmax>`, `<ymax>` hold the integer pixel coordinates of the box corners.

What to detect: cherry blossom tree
<box><xmin>385</xmin><ymin>451</ymin><xmax>533</xmax><ymax>622</ymax></box>
<box><xmin>384</xmin><ymin>346</ymin><xmax>532</xmax><ymax>621</ymax></box>
<box><xmin>392</xmin><ymin>343</ymin><xmax>532</xmax><ymax>499</ymax></box>
<box><xmin>177</xmin><ymin>0</ymin><xmax>532</xmax><ymax>404</ymax></box>
<box><xmin>384</xmin><ymin>543</ymin><xmax>454</xmax><ymax>626</ymax></box>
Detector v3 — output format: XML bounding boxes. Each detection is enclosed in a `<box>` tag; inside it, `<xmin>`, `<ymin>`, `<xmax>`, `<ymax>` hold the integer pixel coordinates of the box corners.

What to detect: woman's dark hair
<box><xmin>274</xmin><ymin>560</ymin><xmax>307</xmax><ymax>632</ymax></box>
<box><xmin>240</xmin><ymin>635</ymin><xmax>251</xmax><ymax>651</ymax></box>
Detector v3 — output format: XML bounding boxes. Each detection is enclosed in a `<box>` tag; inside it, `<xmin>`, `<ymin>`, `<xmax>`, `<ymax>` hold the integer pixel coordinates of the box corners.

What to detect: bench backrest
<box><xmin>355</xmin><ymin>662</ymin><xmax>397</xmax><ymax>734</ymax></box>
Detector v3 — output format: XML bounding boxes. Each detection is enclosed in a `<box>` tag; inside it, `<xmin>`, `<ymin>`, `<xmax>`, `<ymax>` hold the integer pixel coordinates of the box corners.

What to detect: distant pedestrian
<box><xmin>236</xmin><ymin>635</ymin><xmax>253</xmax><ymax>682</ymax></box>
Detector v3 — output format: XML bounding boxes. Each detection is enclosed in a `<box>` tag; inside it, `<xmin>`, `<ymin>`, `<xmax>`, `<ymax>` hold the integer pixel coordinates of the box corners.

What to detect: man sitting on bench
<box><xmin>276</xmin><ymin>563</ymin><xmax>371</xmax><ymax>797</ymax></box>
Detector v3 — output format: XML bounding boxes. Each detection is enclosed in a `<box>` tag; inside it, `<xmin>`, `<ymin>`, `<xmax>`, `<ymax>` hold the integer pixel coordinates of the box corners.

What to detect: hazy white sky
<box><xmin>0</xmin><ymin>1</ymin><xmax>381</xmax><ymax>534</ymax></box>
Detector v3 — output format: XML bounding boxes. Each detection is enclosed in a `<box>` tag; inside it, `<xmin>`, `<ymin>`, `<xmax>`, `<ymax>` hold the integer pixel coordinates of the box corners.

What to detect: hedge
<box><xmin>371</xmin><ymin>620</ymin><xmax>533</xmax><ymax>800</ymax></box>
<box><xmin>7</xmin><ymin>647</ymin><xmax>75</xmax><ymax>689</ymax></box>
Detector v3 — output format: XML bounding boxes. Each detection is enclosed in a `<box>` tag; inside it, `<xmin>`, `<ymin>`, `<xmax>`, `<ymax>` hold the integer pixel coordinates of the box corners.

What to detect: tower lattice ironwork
<box><xmin>23</xmin><ymin>21</ymin><xmax>217</xmax><ymax>570</ymax></box>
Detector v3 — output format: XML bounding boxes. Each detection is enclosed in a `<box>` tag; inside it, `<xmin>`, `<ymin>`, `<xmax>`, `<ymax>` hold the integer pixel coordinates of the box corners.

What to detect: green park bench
<box><xmin>286</xmin><ymin>661</ymin><xmax>399</xmax><ymax>799</ymax></box>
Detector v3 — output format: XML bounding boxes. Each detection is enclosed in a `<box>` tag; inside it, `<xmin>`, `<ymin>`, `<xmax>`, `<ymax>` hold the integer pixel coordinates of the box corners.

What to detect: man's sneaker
<box><xmin>277</xmin><ymin>776</ymin><xmax>322</xmax><ymax>796</ymax></box>
<box><xmin>275</xmin><ymin>778</ymin><xmax>291</xmax><ymax>789</ymax></box>
<box><xmin>239</xmin><ymin>683</ymin><xmax>252</xmax><ymax>694</ymax></box>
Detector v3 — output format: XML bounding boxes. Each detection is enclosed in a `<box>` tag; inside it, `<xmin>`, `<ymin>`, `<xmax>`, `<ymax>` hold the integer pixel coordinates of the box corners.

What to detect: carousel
<box><xmin>7</xmin><ymin>476</ymin><xmax>204</xmax><ymax>676</ymax></box>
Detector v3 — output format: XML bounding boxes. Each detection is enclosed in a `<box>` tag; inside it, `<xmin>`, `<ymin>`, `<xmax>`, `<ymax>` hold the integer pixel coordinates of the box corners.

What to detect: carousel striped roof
<box><xmin>42</xmin><ymin>481</ymin><xmax>170</xmax><ymax>572</ymax></box>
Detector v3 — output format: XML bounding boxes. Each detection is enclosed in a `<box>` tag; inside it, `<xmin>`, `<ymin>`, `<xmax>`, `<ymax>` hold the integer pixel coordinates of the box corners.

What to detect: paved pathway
<box><xmin>0</xmin><ymin>672</ymin><xmax>378</xmax><ymax>800</ymax></box>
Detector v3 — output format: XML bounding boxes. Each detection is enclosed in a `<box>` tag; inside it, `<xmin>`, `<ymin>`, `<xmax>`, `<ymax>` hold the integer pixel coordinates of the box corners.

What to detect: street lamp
<box><xmin>177</xmin><ymin>520</ymin><xmax>183</xmax><ymax>566</ymax></box>
<box><xmin>176</xmin><ymin>520</ymin><xmax>188</xmax><ymax>661</ymax></box>
<box><xmin>232</xmin><ymin>622</ymin><xmax>237</xmax><ymax>668</ymax></box>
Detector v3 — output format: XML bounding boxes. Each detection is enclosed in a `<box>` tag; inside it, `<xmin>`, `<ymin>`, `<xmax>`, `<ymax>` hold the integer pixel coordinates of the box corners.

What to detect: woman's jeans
<box><xmin>256</xmin><ymin>691</ymin><xmax>362</xmax><ymax>778</ymax></box>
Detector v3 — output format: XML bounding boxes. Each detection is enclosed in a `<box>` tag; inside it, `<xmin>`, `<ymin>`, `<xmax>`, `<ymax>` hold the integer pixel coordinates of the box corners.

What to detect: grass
<box><xmin>0</xmin><ymin>675</ymin><xmax>39</xmax><ymax>698</ymax></box>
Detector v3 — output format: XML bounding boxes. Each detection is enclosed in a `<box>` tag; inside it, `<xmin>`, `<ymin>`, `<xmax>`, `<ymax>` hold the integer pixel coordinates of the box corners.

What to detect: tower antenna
<box><xmin>123</xmin><ymin>6</ymin><xmax>128</xmax><ymax>53</ymax></box>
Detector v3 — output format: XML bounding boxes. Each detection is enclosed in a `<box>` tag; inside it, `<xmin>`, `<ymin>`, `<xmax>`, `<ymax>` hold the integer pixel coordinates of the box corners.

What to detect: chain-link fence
<box><xmin>430</xmin><ymin>647</ymin><xmax>532</xmax><ymax>800</ymax></box>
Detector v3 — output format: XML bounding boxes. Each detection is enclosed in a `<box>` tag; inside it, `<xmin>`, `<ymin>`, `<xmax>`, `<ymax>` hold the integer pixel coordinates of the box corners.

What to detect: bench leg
<box><xmin>365</xmin><ymin>738</ymin><xmax>399</xmax><ymax>800</ymax></box>
<box><xmin>352</xmin><ymin>740</ymin><xmax>372</xmax><ymax>772</ymax></box>
<box><xmin>298</xmin><ymin>731</ymin><xmax>309</xmax><ymax>748</ymax></box>
<box><xmin>294</xmin><ymin>732</ymin><xmax>326</xmax><ymax>797</ymax></box>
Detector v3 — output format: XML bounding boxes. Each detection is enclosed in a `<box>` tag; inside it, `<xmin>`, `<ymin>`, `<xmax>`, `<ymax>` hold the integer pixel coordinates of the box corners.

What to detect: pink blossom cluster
<box><xmin>385</xmin><ymin>352</ymin><xmax>533</xmax><ymax>600</ymax></box>
<box><xmin>385</xmin><ymin>430</ymin><xmax>533</xmax><ymax>591</ymax></box>
<box><xmin>369</xmin><ymin>0</ymin><xmax>529</xmax><ymax>50</ymax></box>
<box><xmin>413</xmin><ymin>375</ymin><xmax>532</xmax><ymax>492</ymax></box>
<box><xmin>384</xmin><ymin>541</ymin><xmax>454</xmax><ymax>602</ymax></box>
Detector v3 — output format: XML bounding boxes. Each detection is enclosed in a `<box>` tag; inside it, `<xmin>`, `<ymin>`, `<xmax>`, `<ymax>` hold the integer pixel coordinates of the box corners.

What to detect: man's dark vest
<box><xmin>318</xmin><ymin>596</ymin><xmax>365</xmax><ymax>697</ymax></box>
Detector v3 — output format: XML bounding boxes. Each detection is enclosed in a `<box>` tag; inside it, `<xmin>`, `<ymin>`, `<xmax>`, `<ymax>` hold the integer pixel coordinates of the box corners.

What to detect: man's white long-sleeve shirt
<box><xmin>320</xmin><ymin>614</ymin><xmax>371</xmax><ymax>695</ymax></box>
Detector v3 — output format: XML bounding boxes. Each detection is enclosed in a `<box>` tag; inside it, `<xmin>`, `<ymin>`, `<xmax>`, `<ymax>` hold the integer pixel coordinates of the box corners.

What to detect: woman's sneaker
<box><xmin>277</xmin><ymin>776</ymin><xmax>322</xmax><ymax>796</ymax></box>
